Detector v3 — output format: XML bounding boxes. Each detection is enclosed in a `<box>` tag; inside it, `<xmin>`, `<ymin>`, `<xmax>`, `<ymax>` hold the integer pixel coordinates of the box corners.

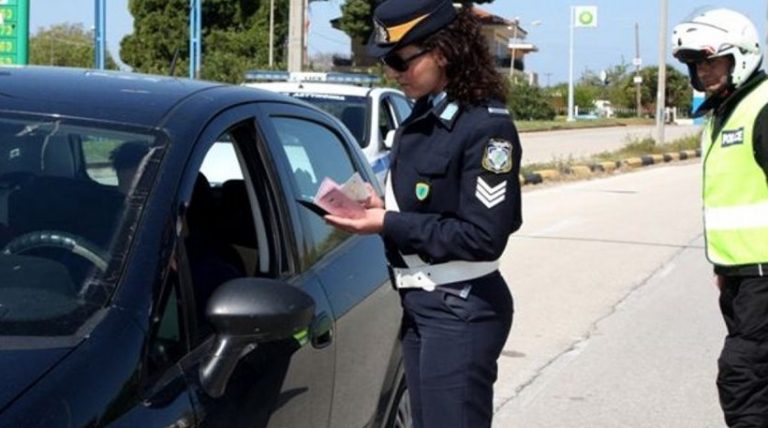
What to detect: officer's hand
<box><xmin>325</xmin><ymin>208</ymin><xmax>386</xmax><ymax>234</ymax></box>
<box><xmin>362</xmin><ymin>183</ymin><xmax>384</xmax><ymax>209</ymax></box>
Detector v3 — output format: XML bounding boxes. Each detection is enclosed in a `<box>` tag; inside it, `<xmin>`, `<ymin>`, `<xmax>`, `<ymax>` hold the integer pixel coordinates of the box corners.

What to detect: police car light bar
<box><xmin>244</xmin><ymin>70</ymin><xmax>380</xmax><ymax>86</ymax></box>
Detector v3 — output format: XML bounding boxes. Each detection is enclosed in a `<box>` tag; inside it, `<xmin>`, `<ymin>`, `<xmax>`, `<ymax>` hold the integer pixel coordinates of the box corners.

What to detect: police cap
<box><xmin>367</xmin><ymin>0</ymin><xmax>457</xmax><ymax>58</ymax></box>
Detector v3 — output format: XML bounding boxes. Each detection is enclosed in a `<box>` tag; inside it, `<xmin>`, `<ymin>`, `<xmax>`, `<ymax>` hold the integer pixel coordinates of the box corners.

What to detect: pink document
<box><xmin>314</xmin><ymin>177</ymin><xmax>366</xmax><ymax>219</ymax></box>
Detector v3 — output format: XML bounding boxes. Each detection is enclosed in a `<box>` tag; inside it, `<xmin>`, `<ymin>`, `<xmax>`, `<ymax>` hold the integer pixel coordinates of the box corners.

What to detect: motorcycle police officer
<box><xmin>672</xmin><ymin>8</ymin><xmax>768</xmax><ymax>427</ymax></box>
<box><xmin>325</xmin><ymin>0</ymin><xmax>521</xmax><ymax>427</ymax></box>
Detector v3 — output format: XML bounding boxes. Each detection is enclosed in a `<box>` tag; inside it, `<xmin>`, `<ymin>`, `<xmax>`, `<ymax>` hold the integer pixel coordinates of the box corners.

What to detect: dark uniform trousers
<box><xmin>400</xmin><ymin>271</ymin><xmax>513</xmax><ymax>428</ymax></box>
<box><xmin>718</xmin><ymin>275</ymin><xmax>768</xmax><ymax>427</ymax></box>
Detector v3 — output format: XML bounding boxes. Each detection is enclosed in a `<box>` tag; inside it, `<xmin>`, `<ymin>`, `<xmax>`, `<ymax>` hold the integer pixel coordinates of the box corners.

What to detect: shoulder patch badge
<box><xmin>482</xmin><ymin>138</ymin><xmax>513</xmax><ymax>174</ymax></box>
<box><xmin>440</xmin><ymin>102</ymin><xmax>459</xmax><ymax>121</ymax></box>
<box><xmin>487</xmin><ymin>107</ymin><xmax>510</xmax><ymax>116</ymax></box>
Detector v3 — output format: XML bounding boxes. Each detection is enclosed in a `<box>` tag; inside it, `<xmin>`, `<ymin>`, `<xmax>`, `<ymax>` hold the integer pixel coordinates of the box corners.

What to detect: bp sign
<box><xmin>578</xmin><ymin>11</ymin><xmax>594</xmax><ymax>25</ymax></box>
<box><xmin>574</xmin><ymin>6</ymin><xmax>598</xmax><ymax>28</ymax></box>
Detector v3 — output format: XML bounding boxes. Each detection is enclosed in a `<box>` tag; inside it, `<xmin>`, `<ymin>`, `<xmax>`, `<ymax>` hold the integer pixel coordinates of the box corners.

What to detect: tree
<box><xmin>618</xmin><ymin>65</ymin><xmax>692</xmax><ymax>116</ymax></box>
<box><xmin>30</xmin><ymin>23</ymin><xmax>117</xmax><ymax>69</ymax></box>
<box><xmin>121</xmin><ymin>0</ymin><xmax>289</xmax><ymax>82</ymax></box>
<box><xmin>546</xmin><ymin>82</ymin><xmax>598</xmax><ymax>114</ymax></box>
<box><xmin>508</xmin><ymin>79</ymin><xmax>555</xmax><ymax>121</ymax></box>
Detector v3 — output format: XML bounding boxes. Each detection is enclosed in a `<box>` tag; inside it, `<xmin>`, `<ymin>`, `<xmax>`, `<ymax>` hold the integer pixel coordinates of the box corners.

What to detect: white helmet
<box><xmin>672</xmin><ymin>8</ymin><xmax>762</xmax><ymax>91</ymax></box>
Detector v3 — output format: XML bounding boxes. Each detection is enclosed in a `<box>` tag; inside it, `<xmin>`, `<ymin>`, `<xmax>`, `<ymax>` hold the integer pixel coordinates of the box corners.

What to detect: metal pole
<box><xmin>269</xmin><ymin>0</ymin><xmax>275</xmax><ymax>67</ymax></box>
<box><xmin>567</xmin><ymin>6</ymin><xmax>575</xmax><ymax>121</ymax></box>
<box><xmin>195</xmin><ymin>0</ymin><xmax>202</xmax><ymax>78</ymax></box>
<box><xmin>94</xmin><ymin>0</ymin><xmax>106</xmax><ymax>69</ymax></box>
<box><xmin>635</xmin><ymin>22</ymin><xmax>642</xmax><ymax>117</ymax></box>
<box><xmin>189</xmin><ymin>0</ymin><xmax>201</xmax><ymax>79</ymax></box>
<box><xmin>655</xmin><ymin>0</ymin><xmax>668</xmax><ymax>144</ymax></box>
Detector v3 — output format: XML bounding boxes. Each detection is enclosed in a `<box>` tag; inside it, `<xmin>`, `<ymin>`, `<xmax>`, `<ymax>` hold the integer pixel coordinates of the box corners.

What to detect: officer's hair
<box><xmin>421</xmin><ymin>8</ymin><xmax>508</xmax><ymax>105</ymax></box>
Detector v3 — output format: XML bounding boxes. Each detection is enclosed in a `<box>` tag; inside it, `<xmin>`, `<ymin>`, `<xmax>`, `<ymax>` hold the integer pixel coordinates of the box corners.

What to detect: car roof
<box><xmin>0</xmin><ymin>66</ymin><xmax>287</xmax><ymax>127</ymax></box>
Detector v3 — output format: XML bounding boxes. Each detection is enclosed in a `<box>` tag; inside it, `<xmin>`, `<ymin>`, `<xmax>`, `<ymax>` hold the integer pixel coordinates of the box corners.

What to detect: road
<box><xmin>494</xmin><ymin>162</ymin><xmax>726</xmax><ymax>427</ymax></box>
<box><xmin>520</xmin><ymin>124</ymin><xmax>701</xmax><ymax>165</ymax></box>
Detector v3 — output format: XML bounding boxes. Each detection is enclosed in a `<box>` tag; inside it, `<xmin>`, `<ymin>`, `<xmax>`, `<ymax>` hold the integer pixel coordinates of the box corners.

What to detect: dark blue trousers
<box><xmin>400</xmin><ymin>271</ymin><xmax>513</xmax><ymax>428</ymax></box>
<box><xmin>718</xmin><ymin>275</ymin><xmax>768</xmax><ymax>427</ymax></box>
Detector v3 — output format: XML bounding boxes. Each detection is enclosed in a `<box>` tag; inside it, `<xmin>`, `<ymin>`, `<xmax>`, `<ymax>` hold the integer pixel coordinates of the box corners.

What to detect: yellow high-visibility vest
<box><xmin>703</xmin><ymin>79</ymin><xmax>768</xmax><ymax>266</ymax></box>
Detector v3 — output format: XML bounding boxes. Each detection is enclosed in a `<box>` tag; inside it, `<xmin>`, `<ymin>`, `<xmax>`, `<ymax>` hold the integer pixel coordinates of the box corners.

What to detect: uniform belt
<box><xmin>392</xmin><ymin>260</ymin><xmax>499</xmax><ymax>291</ymax></box>
<box><xmin>715</xmin><ymin>263</ymin><xmax>768</xmax><ymax>277</ymax></box>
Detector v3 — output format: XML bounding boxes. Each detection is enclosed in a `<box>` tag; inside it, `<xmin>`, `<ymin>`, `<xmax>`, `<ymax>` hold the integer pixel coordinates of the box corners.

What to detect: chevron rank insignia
<box><xmin>481</xmin><ymin>139</ymin><xmax>513</xmax><ymax>174</ymax></box>
<box><xmin>475</xmin><ymin>177</ymin><xmax>507</xmax><ymax>209</ymax></box>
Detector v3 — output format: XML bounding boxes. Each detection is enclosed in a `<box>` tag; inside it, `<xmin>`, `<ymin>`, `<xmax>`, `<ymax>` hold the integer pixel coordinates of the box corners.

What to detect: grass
<box><xmin>516</xmin><ymin>117</ymin><xmax>655</xmax><ymax>133</ymax></box>
<box><xmin>520</xmin><ymin>133</ymin><xmax>700</xmax><ymax>176</ymax></box>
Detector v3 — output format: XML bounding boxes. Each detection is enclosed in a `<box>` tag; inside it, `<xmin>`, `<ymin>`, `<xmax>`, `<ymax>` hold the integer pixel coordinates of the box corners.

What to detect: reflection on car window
<box><xmin>272</xmin><ymin>117</ymin><xmax>357</xmax><ymax>265</ymax></box>
<box><xmin>0</xmin><ymin>116</ymin><xmax>158</xmax><ymax>338</ymax></box>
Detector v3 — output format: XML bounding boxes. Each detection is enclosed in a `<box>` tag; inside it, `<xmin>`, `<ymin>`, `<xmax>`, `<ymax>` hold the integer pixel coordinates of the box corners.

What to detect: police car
<box><xmin>243</xmin><ymin>71</ymin><xmax>413</xmax><ymax>183</ymax></box>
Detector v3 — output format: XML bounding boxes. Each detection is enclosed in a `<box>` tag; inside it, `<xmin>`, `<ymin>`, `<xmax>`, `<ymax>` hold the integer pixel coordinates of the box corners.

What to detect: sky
<box><xmin>30</xmin><ymin>0</ymin><xmax>767</xmax><ymax>85</ymax></box>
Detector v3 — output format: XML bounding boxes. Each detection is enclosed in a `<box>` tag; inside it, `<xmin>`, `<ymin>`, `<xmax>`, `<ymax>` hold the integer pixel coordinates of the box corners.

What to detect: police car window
<box><xmin>289</xmin><ymin>94</ymin><xmax>369</xmax><ymax>148</ymax></box>
<box><xmin>271</xmin><ymin>117</ymin><xmax>356</xmax><ymax>264</ymax></box>
<box><xmin>379</xmin><ymin>99</ymin><xmax>397</xmax><ymax>143</ymax></box>
<box><xmin>390</xmin><ymin>95</ymin><xmax>413</xmax><ymax>123</ymax></box>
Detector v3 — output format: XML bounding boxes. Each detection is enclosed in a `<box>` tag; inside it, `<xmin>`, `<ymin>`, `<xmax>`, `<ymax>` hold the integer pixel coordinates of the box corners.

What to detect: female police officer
<box><xmin>325</xmin><ymin>1</ymin><xmax>522</xmax><ymax>427</ymax></box>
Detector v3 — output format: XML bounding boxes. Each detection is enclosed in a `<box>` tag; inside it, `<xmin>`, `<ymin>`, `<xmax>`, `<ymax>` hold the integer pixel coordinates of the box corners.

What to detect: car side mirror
<box><xmin>199</xmin><ymin>278</ymin><xmax>315</xmax><ymax>398</ymax></box>
<box><xmin>383</xmin><ymin>130</ymin><xmax>395</xmax><ymax>149</ymax></box>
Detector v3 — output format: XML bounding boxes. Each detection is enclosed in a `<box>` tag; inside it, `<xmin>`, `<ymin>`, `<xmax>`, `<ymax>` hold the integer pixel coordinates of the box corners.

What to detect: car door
<box><xmin>257</xmin><ymin>102</ymin><xmax>402</xmax><ymax>427</ymax></box>
<box><xmin>167</xmin><ymin>105</ymin><xmax>336</xmax><ymax>428</ymax></box>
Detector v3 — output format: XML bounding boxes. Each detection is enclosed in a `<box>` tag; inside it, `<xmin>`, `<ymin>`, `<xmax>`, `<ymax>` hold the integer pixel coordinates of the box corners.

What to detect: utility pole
<box><xmin>269</xmin><ymin>0</ymin><xmax>275</xmax><ymax>67</ymax></box>
<box><xmin>634</xmin><ymin>22</ymin><xmax>642</xmax><ymax>117</ymax></box>
<box><xmin>287</xmin><ymin>0</ymin><xmax>305</xmax><ymax>72</ymax></box>
<box><xmin>655</xmin><ymin>0</ymin><xmax>668</xmax><ymax>145</ymax></box>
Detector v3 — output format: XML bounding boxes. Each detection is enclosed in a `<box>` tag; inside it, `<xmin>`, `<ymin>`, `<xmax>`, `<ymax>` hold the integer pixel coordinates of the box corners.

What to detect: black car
<box><xmin>0</xmin><ymin>67</ymin><xmax>410</xmax><ymax>428</ymax></box>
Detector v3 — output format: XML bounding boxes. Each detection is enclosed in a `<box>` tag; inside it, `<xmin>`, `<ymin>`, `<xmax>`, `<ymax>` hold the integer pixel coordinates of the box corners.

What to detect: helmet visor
<box><xmin>673</xmin><ymin>48</ymin><xmax>715</xmax><ymax>63</ymax></box>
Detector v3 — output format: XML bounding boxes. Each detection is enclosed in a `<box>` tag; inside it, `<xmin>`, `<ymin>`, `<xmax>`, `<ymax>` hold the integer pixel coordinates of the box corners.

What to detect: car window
<box><xmin>287</xmin><ymin>93</ymin><xmax>369</xmax><ymax>148</ymax></box>
<box><xmin>390</xmin><ymin>94</ymin><xmax>414</xmax><ymax>123</ymax></box>
<box><xmin>185</xmin><ymin>125</ymin><xmax>275</xmax><ymax>342</ymax></box>
<box><xmin>146</xmin><ymin>274</ymin><xmax>185</xmax><ymax>377</ymax></box>
<box><xmin>271</xmin><ymin>116</ymin><xmax>358</xmax><ymax>265</ymax></box>
<box><xmin>0</xmin><ymin>116</ymin><xmax>158</xmax><ymax>337</ymax></box>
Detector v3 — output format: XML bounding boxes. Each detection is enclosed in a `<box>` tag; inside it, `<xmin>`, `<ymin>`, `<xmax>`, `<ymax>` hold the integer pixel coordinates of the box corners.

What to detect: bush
<box><xmin>507</xmin><ymin>80</ymin><xmax>556</xmax><ymax>121</ymax></box>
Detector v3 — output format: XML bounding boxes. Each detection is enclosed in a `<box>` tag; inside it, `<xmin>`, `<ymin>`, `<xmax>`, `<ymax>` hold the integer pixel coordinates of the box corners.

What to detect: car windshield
<box><xmin>0</xmin><ymin>114</ymin><xmax>159</xmax><ymax>338</ymax></box>
<box><xmin>287</xmin><ymin>93</ymin><xmax>369</xmax><ymax>146</ymax></box>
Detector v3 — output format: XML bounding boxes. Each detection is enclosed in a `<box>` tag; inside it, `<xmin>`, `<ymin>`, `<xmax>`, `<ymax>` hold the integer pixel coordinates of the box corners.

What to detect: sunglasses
<box><xmin>380</xmin><ymin>49</ymin><xmax>431</xmax><ymax>72</ymax></box>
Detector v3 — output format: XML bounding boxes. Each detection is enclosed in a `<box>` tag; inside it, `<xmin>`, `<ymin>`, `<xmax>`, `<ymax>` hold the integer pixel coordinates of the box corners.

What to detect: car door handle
<box><xmin>310</xmin><ymin>312</ymin><xmax>333</xmax><ymax>349</ymax></box>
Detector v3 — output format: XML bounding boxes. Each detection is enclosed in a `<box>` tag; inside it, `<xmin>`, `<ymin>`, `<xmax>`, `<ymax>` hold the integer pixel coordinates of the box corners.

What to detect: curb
<box><xmin>521</xmin><ymin>149</ymin><xmax>701</xmax><ymax>186</ymax></box>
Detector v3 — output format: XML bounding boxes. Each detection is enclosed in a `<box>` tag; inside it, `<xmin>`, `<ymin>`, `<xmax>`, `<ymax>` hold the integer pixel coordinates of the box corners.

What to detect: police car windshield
<box><xmin>0</xmin><ymin>114</ymin><xmax>159</xmax><ymax>339</ymax></box>
<box><xmin>289</xmin><ymin>93</ymin><xmax>369</xmax><ymax>147</ymax></box>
